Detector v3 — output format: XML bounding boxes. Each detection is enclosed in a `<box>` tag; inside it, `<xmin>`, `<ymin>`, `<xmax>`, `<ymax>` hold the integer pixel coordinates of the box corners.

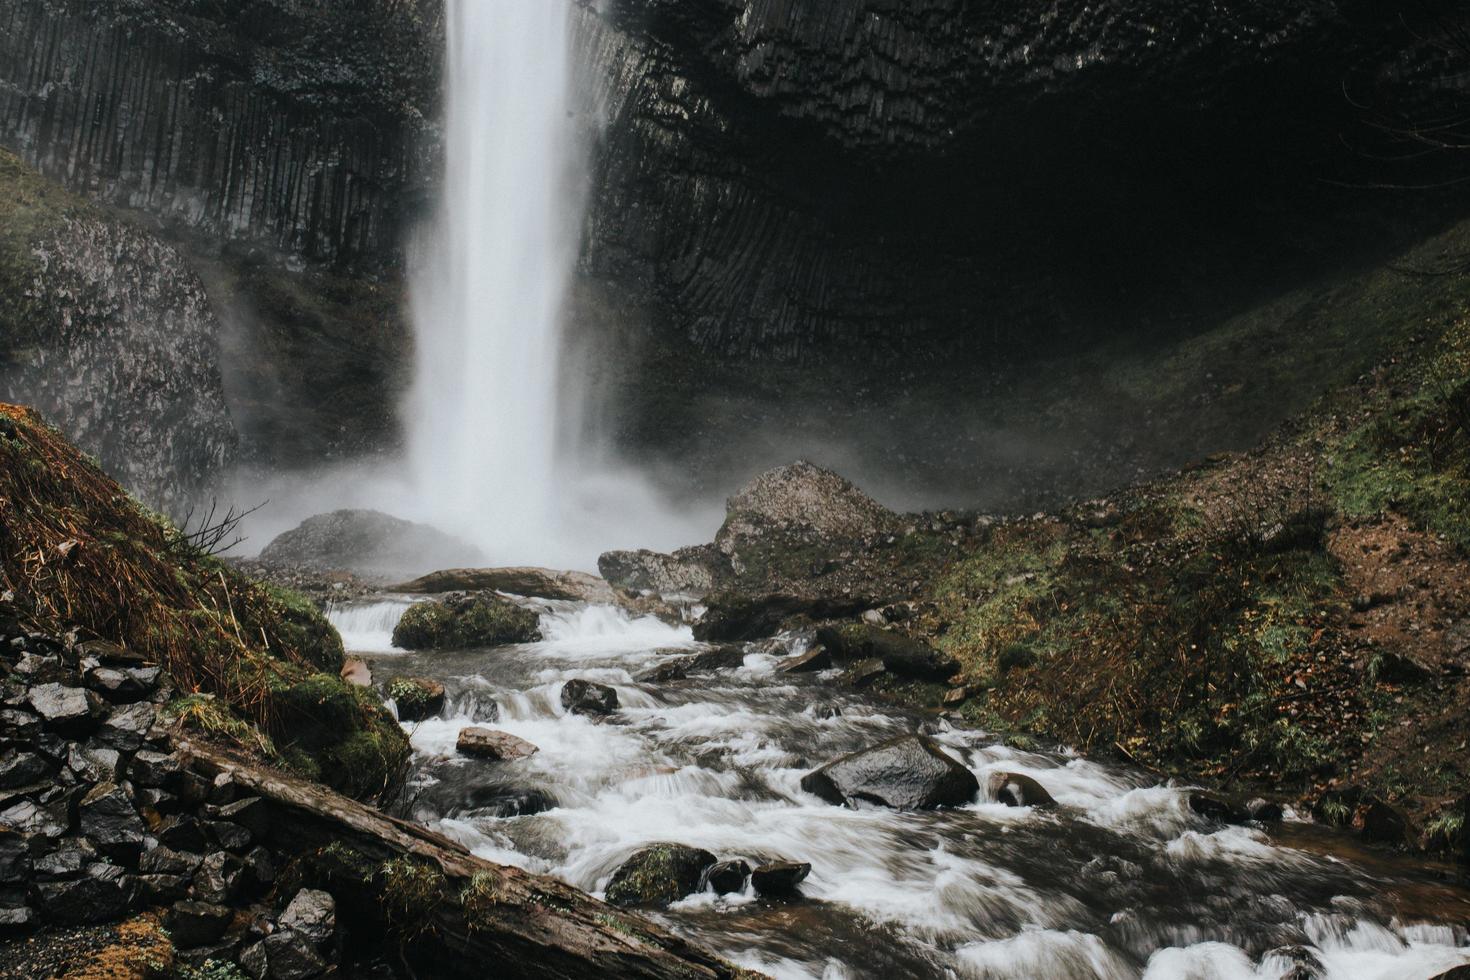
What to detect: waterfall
<box><xmin>405</xmin><ymin>0</ymin><xmax>583</xmax><ymax>564</ymax></box>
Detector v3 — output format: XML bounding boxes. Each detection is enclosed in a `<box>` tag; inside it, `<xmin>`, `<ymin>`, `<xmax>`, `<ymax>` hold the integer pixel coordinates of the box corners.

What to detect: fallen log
<box><xmin>177</xmin><ymin>740</ymin><xmax>757</xmax><ymax>980</ymax></box>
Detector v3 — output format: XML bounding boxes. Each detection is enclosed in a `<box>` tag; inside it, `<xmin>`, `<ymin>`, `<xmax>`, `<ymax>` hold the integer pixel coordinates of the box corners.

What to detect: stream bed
<box><xmin>327</xmin><ymin>598</ymin><xmax>1470</xmax><ymax>979</ymax></box>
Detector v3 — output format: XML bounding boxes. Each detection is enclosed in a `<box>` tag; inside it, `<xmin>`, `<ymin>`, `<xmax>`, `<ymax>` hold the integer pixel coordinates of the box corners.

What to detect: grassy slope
<box><xmin>908</xmin><ymin>227</ymin><xmax>1470</xmax><ymax>850</ymax></box>
<box><xmin>0</xmin><ymin>402</ymin><xmax>409</xmax><ymax>799</ymax></box>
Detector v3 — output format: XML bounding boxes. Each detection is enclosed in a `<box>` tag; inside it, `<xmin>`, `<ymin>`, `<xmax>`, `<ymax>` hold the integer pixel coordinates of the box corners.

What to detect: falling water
<box><xmin>405</xmin><ymin>0</ymin><xmax>582</xmax><ymax>563</ymax></box>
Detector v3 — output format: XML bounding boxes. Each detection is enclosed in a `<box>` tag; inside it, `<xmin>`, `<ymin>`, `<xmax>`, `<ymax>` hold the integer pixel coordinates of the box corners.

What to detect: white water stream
<box><xmin>329</xmin><ymin>598</ymin><xmax>1470</xmax><ymax>980</ymax></box>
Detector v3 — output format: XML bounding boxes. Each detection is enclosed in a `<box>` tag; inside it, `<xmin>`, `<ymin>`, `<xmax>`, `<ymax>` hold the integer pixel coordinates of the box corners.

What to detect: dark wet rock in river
<box><xmin>693</xmin><ymin>592</ymin><xmax>875</xmax><ymax>643</ymax></box>
<box><xmin>389</xmin><ymin>677</ymin><xmax>446</xmax><ymax>722</ymax></box>
<box><xmin>1247</xmin><ymin>798</ymin><xmax>1286</xmax><ymax>823</ymax></box>
<box><xmin>1355</xmin><ymin>796</ymin><xmax>1411</xmax><ymax>845</ymax></box>
<box><xmin>560</xmin><ymin>679</ymin><xmax>620</xmax><ymax>717</ymax></box>
<box><xmin>391</xmin><ymin>566</ymin><xmax>617</xmax><ymax>603</ymax></box>
<box><xmin>701</xmin><ymin>859</ymin><xmax>751</xmax><ymax>895</ymax></box>
<box><xmin>1261</xmin><ymin>945</ymin><xmax>1327</xmax><ymax>980</ymax></box>
<box><xmin>1189</xmin><ymin>792</ymin><xmax>1251</xmax><ymax>825</ymax></box>
<box><xmin>986</xmin><ymin>772</ymin><xmax>1057</xmax><ymax>809</ymax></box>
<box><xmin>750</xmin><ymin>861</ymin><xmax>811</xmax><ymax>897</ymax></box>
<box><xmin>605</xmin><ymin>843</ymin><xmax>718</xmax><ymax>909</ymax></box>
<box><xmin>841</xmin><ymin>658</ymin><xmax>887</xmax><ymax>688</ymax></box>
<box><xmin>779</xmin><ymin>646</ymin><xmax>833</xmax><ymax>674</ymax></box>
<box><xmin>391</xmin><ymin>593</ymin><xmax>541</xmax><ymax>650</ymax></box>
<box><xmin>816</xmin><ymin>624</ymin><xmax>960</xmax><ymax>682</ymax></box>
<box><xmin>456</xmin><ymin>728</ymin><xmax>538</xmax><ymax>762</ymax></box>
<box><xmin>260</xmin><ymin>510</ymin><xmax>485</xmax><ymax>577</ymax></box>
<box><xmin>801</xmin><ymin>735</ymin><xmax>978</xmax><ymax>810</ymax></box>
<box><xmin>634</xmin><ymin>646</ymin><xmax>746</xmax><ymax>683</ymax></box>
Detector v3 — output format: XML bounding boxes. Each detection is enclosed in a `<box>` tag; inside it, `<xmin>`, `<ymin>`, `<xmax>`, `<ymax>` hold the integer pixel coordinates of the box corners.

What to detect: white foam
<box><xmin>326</xmin><ymin>599</ymin><xmax>416</xmax><ymax>654</ymax></box>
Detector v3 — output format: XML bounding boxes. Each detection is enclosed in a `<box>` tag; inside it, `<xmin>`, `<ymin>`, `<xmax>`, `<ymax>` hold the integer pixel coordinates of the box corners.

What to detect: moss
<box><xmin>260</xmin><ymin>583</ymin><xmax>346</xmax><ymax>672</ymax></box>
<box><xmin>269</xmin><ymin>673</ymin><xmax>409</xmax><ymax>799</ymax></box>
<box><xmin>390</xmin><ymin>594</ymin><xmax>541</xmax><ymax>650</ymax></box>
<box><xmin>459</xmin><ymin>870</ymin><xmax>509</xmax><ymax>929</ymax></box>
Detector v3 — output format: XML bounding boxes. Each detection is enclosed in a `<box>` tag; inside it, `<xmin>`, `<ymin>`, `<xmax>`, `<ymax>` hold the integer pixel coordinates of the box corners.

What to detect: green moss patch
<box><xmin>391</xmin><ymin>593</ymin><xmax>541</xmax><ymax>650</ymax></box>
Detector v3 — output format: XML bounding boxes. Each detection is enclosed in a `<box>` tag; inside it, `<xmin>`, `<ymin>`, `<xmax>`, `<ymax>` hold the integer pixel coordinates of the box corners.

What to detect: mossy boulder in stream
<box><xmin>270</xmin><ymin>673</ymin><xmax>410</xmax><ymax>799</ymax></box>
<box><xmin>605</xmin><ymin>843</ymin><xmax>717</xmax><ymax>909</ymax></box>
<box><xmin>390</xmin><ymin>593</ymin><xmax>541</xmax><ymax>650</ymax></box>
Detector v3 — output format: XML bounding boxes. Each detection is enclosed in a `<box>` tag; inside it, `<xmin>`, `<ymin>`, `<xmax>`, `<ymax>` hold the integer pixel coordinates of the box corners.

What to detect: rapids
<box><xmin>329</xmin><ymin>598</ymin><xmax>1470</xmax><ymax>979</ymax></box>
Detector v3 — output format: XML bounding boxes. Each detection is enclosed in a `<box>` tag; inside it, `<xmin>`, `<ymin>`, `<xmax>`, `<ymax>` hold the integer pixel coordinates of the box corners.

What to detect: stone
<box><xmin>391</xmin><ymin>592</ymin><xmax>542</xmax><ymax>650</ymax></box>
<box><xmin>456</xmin><ymin>727</ymin><xmax>539</xmax><ymax>761</ymax></box>
<box><xmin>779</xmin><ymin>646</ymin><xmax>833</xmax><ymax>673</ymax></box>
<box><xmin>1429</xmin><ymin>968</ymin><xmax>1470</xmax><ymax>980</ymax></box>
<box><xmin>79</xmin><ymin>782</ymin><xmax>147</xmax><ymax>857</ymax></box>
<box><xmin>33</xmin><ymin>838</ymin><xmax>97</xmax><ymax>878</ymax></box>
<box><xmin>1189</xmin><ymin>792</ymin><xmax>1249</xmax><ymax>825</ymax></box>
<box><xmin>0</xmin><ymin>751</ymin><xmax>50</xmax><ymax>788</ymax></box>
<box><xmin>801</xmin><ymin>735</ymin><xmax>979</xmax><ymax>810</ymax></box>
<box><xmin>76</xmin><ymin>639</ymin><xmax>148</xmax><ymax>668</ymax></box>
<box><xmin>388</xmin><ymin>677</ymin><xmax>446</xmax><ymax>722</ymax></box>
<box><xmin>701</xmin><ymin>859</ymin><xmax>750</xmax><ymax>895</ymax></box>
<box><xmin>340</xmin><ymin>657</ymin><xmax>372</xmax><ymax>687</ymax></box>
<box><xmin>131</xmin><ymin>749</ymin><xmax>183</xmax><ymax>787</ymax></box>
<box><xmin>942</xmin><ymin>687</ymin><xmax>969</xmax><ymax>707</ymax></box>
<box><xmin>0</xmin><ymin>905</ymin><xmax>33</xmax><ymax>930</ymax></box>
<box><xmin>157</xmin><ymin>815</ymin><xmax>210</xmax><ymax>852</ymax></box>
<box><xmin>814</xmin><ymin>624</ymin><xmax>960</xmax><ymax>682</ymax></box>
<box><xmin>242</xmin><ymin>846</ymin><xmax>278</xmax><ymax>889</ymax></box>
<box><xmin>26</xmin><ymin>682</ymin><xmax>101</xmax><ymax>734</ymax></box>
<box><xmin>263</xmin><ymin>927</ymin><xmax>329</xmax><ymax>979</ymax></box>
<box><xmin>213</xmin><ymin>797</ymin><xmax>272</xmax><ymax>841</ymax></box>
<box><xmin>750</xmin><ymin>861</ymin><xmax>810</xmax><ymax>897</ymax></box>
<box><xmin>167</xmin><ymin>900</ymin><xmax>234</xmax><ymax>947</ymax></box>
<box><xmin>240</xmin><ymin>941</ymin><xmax>269</xmax><ymax>980</ymax></box>
<box><xmin>97</xmin><ymin>701</ymin><xmax>157</xmax><ymax>752</ymax></box>
<box><xmin>280</xmin><ymin>888</ymin><xmax>336</xmax><ymax>946</ymax></box>
<box><xmin>605</xmin><ymin>843</ymin><xmax>718</xmax><ymax>909</ymax></box>
<box><xmin>0</xmin><ymin>799</ymin><xmax>71</xmax><ymax>838</ymax></box>
<box><xmin>139</xmin><ymin>873</ymin><xmax>191</xmax><ymax>903</ymax></box>
<box><xmin>596</xmin><ymin>548</ymin><xmax>719</xmax><ymax>596</ymax></box>
<box><xmin>1356</xmin><ymin>797</ymin><xmax>1410</xmax><ymax>845</ymax></box>
<box><xmin>987</xmin><ymin>772</ymin><xmax>1057</xmax><ymax>809</ymax></box>
<box><xmin>33</xmin><ymin>869</ymin><xmax>136</xmax><ymax>924</ymax></box>
<box><xmin>693</xmin><ymin>592</ymin><xmax>874</xmax><ymax>643</ymax></box>
<box><xmin>193</xmin><ymin>850</ymin><xmax>243</xmax><ymax>904</ymax></box>
<box><xmin>206</xmin><ymin>820</ymin><xmax>253</xmax><ymax>852</ymax></box>
<box><xmin>390</xmin><ymin>567</ymin><xmax>616</xmax><ymax>603</ymax></box>
<box><xmin>715</xmin><ymin>462</ymin><xmax>900</xmax><ymax>560</ymax></box>
<box><xmin>0</xmin><ymin>708</ymin><xmax>40</xmax><ymax>741</ymax></box>
<box><xmin>83</xmin><ymin>665</ymin><xmax>147</xmax><ymax>703</ymax></box>
<box><xmin>0</xmin><ymin>830</ymin><xmax>30</xmax><ymax>883</ymax></box>
<box><xmin>1247</xmin><ymin>798</ymin><xmax>1285</xmax><ymax>822</ymax></box>
<box><xmin>67</xmin><ymin>743</ymin><xmax>122</xmax><ymax>783</ymax></box>
<box><xmin>259</xmin><ymin>509</ymin><xmax>484</xmax><ymax>578</ymax></box>
<box><xmin>634</xmin><ymin>646</ymin><xmax>747</xmax><ymax>683</ymax></box>
<box><xmin>560</xmin><ymin>679</ymin><xmax>619</xmax><ymax>717</ymax></box>
<box><xmin>842</xmin><ymin>658</ymin><xmax>886</xmax><ymax>688</ymax></box>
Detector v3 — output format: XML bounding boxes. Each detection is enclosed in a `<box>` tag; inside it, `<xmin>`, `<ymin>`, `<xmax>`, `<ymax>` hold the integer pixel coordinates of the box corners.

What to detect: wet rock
<box><xmin>0</xmin><ymin>830</ymin><xmax>30</xmax><ymax>883</ymax></box>
<box><xmin>801</xmin><ymin>735</ymin><xmax>979</xmax><ymax>810</ymax></box>
<box><xmin>1247</xmin><ymin>798</ymin><xmax>1285</xmax><ymax>823</ymax></box>
<box><xmin>0</xmin><ymin>750</ymin><xmax>50</xmax><ymax>788</ymax></box>
<box><xmin>391</xmin><ymin>593</ymin><xmax>541</xmax><ymax>650</ymax></box>
<box><xmin>33</xmin><ymin>867</ymin><xmax>136</xmax><ymax>924</ymax></box>
<box><xmin>986</xmin><ymin>772</ymin><xmax>1057</xmax><ymax>809</ymax></box>
<box><xmin>1189</xmin><ymin>792</ymin><xmax>1250</xmax><ymax>825</ymax></box>
<box><xmin>259</xmin><ymin>509</ymin><xmax>483</xmax><ymax>577</ymax></box>
<box><xmin>1261</xmin><ymin>945</ymin><xmax>1326</xmax><ymax>980</ymax></box>
<box><xmin>388</xmin><ymin>677</ymin><xmax>446</xmax><ymax>722</ymax></box>
<box><xmin>1355</xmin><ymin>796</ymin><xmax>1410</xmax><ymax>845</ymax></box>
<box><xmin>140</xmin><ymin>845</ymin><xmax>203</xmax><ymax>877</ymax></box>
<box><xmin>560</xmin><ymin>679</ymin><xmax>619</xmax><ymax>717</ymax></box>
<box><xmin>26</xmin><ymin>683</ymin><xmax>101</xmax><ymax>734</ymax></box>
<box><xmin>480</xmin><ymin>788</ymin><xmax>557</xmax><ymax>818</ymax></box>
<box><xmin>97</xmin><ymin>701</ymin><xmax>157</xmax><ymax>752</ymax></box>
<box><xmin>779</xmin><ymin>646</ymin><xmax>833</xmax><ymax>673</ymax></box>
<box><xmin>0</xmin><ymin>798</ymin><xmax>70</xmax><ymax>838</ymax></box>
<box><xmin>34</xmin><ymin>838</ymin><xmax>97</xmax><ymax>879</ymax></box>
<box><xmin>193</xmin><ymin>851</ymin><xmax>243</xmax><ymax>904</ymax></box>
<box><xmin>280</xmin><ymin>888</ymin><xmax>336</xmax><ymax>946</ymax></box>
<box><xmin>167</xmin><ymin>900</ymin><xmax>233</xmax><ymax>947</ymax></box>
<box><xmin>83</xmin><ymin>665</ymin><xmax>148</xmax><ymax>703</ymax></box>
<box><xmin>0</xmin><ymin>708</ymin><xmax>40</xmax><ymax>741</ymax></box>
<box><xmin>456</xmin><ymin>727</ymin><xmax>539</xmax><ymax>761</ymax></box>
<box><xmin>213</xmin><ymin>797</ymin><xmax>272</xmax><ymax>841</ymax></box>
<box><xmin>694</xmin><ymin>592</ymin><xmax>874</xmax><ymax>643</ymax></box>
<box><xmin>701</xmin><ymin>859</ymin><xmax>750</xmax><ymax>895</ymax></box>
<box><xmin>597</xmin><ymin>548</ymin><xmax>720</xmax><ymax>596</ymax></box>
<box><xmin>130</xmin><ymin>749</ymin><xmax>183</xmax><ymax>788</ymax></box>
<box><xmin>1429</xmin><ymin>968</ymin><xmax>1470</xmax><ymax>980</ymax></box>
<box><xmin>751</xmin><ymin>861</ymin><xmax>810</xmax><ymax>897</ymax></box>
<box><xmin>390</xmin><ymin>567</ymin><xmax>615</xmax><ymax>603</ymax></box>
<box><xmin>157</xmin><ymin>815</ymin><xmax>210</xmax><ymax>852</ymax></box>
<box><xmin>139</xmin><ymin>873</ymin><xmax>191</xmax><ymax>903</ymax></box>
<box><xmin>264</xmin><ymin>927</ymin><xmax>329</xmax><ymax>979</ymax></box>
<box><xmin>809</xmin><ymin>703</ymin><xmax>842</xmax><ymax>720</ymax></box>
<box><xmin>815</xmin><ymin>624</ymin><xmax>960</xmax><ymax>681</ymax></box>
<box><xmin>79</xmin><ymin>782</ymin><xmax>147</xmax><ymax>857</ymax></box>
<box><xmin>340</xmin><ymin>657</ymin><xmax>372</xmax><ymax>688</ymax></box>
<box><xmin>605</xmin><ymin>843</ymin><xmax>718</xmax><ymax>909</ymax></box>
<box><xmin>841</xmin><ymin>658</ymin><xmax>887</xmax><ymax>688</ymax></box>
<box><xmin>207</xmin><ymin>820</ymin><xmax>253</xmax><ymax>852</ymax></box>
<box><xmin>635</xmin><ymin>646</ymin><xmax>747</xmax><ymax>683</ymax></box>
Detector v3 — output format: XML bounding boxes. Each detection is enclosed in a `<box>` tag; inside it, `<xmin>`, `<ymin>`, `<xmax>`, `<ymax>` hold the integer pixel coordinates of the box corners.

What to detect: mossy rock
<box><xmin>262</xmin><ymin>583</ymin><xmax>345</xmax><ymax>673</ymax></box>
<box><xmin>387</xmin><ymin>677</ymin><xmax>445</xmax><ymax>722</ymax></box>
<box><xmin>391</xmin><ymin>593</ymin><xmax>541</xmax><ymax>650</ymax></box>
<box><xmin>604</xmin><ymin>843</ymin><xmax>717</xmax><ymax>909</ymax></box>
<box><xmin>269</xmin><ymin>673</ymin><xmax>410</xmax><ymax>799</ymax></box>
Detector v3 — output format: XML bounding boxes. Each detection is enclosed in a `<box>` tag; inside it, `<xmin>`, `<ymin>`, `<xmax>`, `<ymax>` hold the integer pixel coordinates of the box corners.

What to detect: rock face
<box><xmin>801</xmin><ymin>735</ymin><xmax>978</xmax><ymax>810</ymax></box>
<box><xmin>0</xmin><ymin>153</ymin><xmax>237</xmax><ymax>516</ymax></box>
<box><xmin>390</xmin><ymin>593</ymin><xmax>542</xmax><ymax>650</ymax></box>
<box><xmin>604</xmin><ymin>844</ymin><xmax>717</xmax><ymax>909</ymax></box>
<box><xmin>259</xmin><ymin>510</ymin><xmax>484</xmax><ymax>577</ymax></box>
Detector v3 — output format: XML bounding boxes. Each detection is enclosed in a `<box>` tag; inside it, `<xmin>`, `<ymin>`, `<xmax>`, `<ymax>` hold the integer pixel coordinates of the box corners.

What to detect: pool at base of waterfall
<box><xmin>328</xmin><ymin>597</ymin><xmax>1470</xmax><ymax>980</ymax></box>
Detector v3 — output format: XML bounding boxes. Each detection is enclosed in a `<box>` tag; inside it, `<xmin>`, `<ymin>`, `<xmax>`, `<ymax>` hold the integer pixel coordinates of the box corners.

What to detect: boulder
<box><xmin>192</xmin><ymin>850</ymin><xmax>243</xmax><ymax>904</ymax></box>
<box><xmin>815</xmin><ymin>624</ymin><xmax>960</xmax><ymax>681</ymax></box>
<box><xmin>83</xmin><ymin>665</ymin><xmax>147</xmax><ymax>703</ymax></box>
<box><xmin>388</xmin><ymin>678</ymin><xmax>446</xmax><ymax>722</ymax></box>
<box><xmin>604</xmin><ymin>844</ymin><xmax>718</xmax><ymax>909</ymax></box>
<box><xmin>693</xmin><ymin>592</ymin><xmax>875</xmax><ymax>643</ymax></box>
<box><xmin>560</xmin><ymin>680</ymin><xmax>619</xmax><ymax>717</ymax></box>
<box><xmin>634</xmin><ymin>647</ymin><xmax>746</xmax><ymax>683</ymax></box>
<box><xmin>1188</xmin><ymin>792</ymin><xmax>1249</xmax><ymax>825</ymax></box>
<box><xmin>97</xmin><ymin>701</ymin><xmax>157</xmax><ymax>752</ymax></box>
<box><xmin>0</xmin><ymin>799</ymin><xmax>71</xmax><ymax>838</ymax></box>
<box><xmin>750</xmin><ymin>861</ymin><xmax>810</xmax><ymax>897</ymax></box>
<box><xmin>0</xmin><ymin>751</ymin><xmax>50</xmax><ymax>788</ymax></box>
<box><xmin>26</xmin><ymin>682</ymin><xmax>101</xmax><ymax>734</ymax></box>
<box><xmin>389</xmin><ymin>567</ymin><xmax>615</xmax><ymax>603</ymax></box>
<box><xmin>800</xmin><ymin>735</ymin><xmax>979</xmax><ymax>810</ymax></box>
<box><xmin>456</xmin><ymin>728</ymin><xmax>539</xmax><ymax>762</ymax></box>
<box><xmin>263</xmin><ymin>928</ymin><xmax>329</xmax><ymax>980</ymax></box>
<box><xmin>986</xmin><ymin>772</ymin><xmax>1057</xmax><ymax>809</ymax></box>
<box><xmin>0</xmin><ymin>830</ymin><xmax>30</xmax><ymax>884</ymax></box>
<box><xmin>1355</xmin><ymin>797</ymin><xmax>1410</xmax><ymax>845</ymax></box>
<box><xmin>597</xmin><ymin>547</ymin><xmax>721</xmax><ymax>596</ymax></box>
<box><xmin>156</xmin><ymin>816</ymin><xmax>210</xmax><ymax>852</ymax></box>
<box><xmin>131</xmin><ymin>749</ymin><xmax>183</xmax><ymax>788</ymax></box>
<box><xmin>701</xmin><ymin>860</ymin><xmax>750</xmax><ymax>895</ymax></box>
<box><xmin>167</xmin><ymin>900</ymin><xmax>233</xmax><ymax>947</ymax></box>
<box><xmin>78</xmin><ymin>782</ymin><xmax>146</xmax><ymax>856</ymax></box>
<box><xmin>280</xmin><ymin>888</ymin><xmax>336</xmax><ymax>946</ymax></box>
<box><xmin>1247</xmin><ymin>798</ymin><xmax>1285</xmax><ymax>822</ymax></box>
<box><xmin>716</xmin><ymin>462</ymin><xmax>899</xmax><ymax>559</ymax></box>
<box><xmin>390</xmin><ymin>593</ymin><xmax>541</xmax><ymax>650</ymax></box>
<box><xmin>140</xmin><ymin>846</ymin><xmax>204</xmax><ymax>877</ymax></box>
<box><xmin>841</xmin><ymin>658</ymin><xmax>886</xmax><ymax>688</ymax></box>
<box><xmin>258</xmin><ymin>509</ymin><xmax>483</xmax><ymax>577</ymax></box>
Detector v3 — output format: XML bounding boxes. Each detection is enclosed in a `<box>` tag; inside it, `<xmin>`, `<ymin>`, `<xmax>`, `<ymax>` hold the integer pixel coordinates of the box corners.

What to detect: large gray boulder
<box><xmin>258</xmin><ymin>510</ymin><xmax>483</xmax><ymax>577</ymax></box>
<box><xmin>604</xmin><ymin>844</ymin><xmax>717</xmax><ymax>909</ymax></box>
<box><xmin>801</xmin><ymin>735</ymin><xmax>978</xmax><ymax>810</ymax></box>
